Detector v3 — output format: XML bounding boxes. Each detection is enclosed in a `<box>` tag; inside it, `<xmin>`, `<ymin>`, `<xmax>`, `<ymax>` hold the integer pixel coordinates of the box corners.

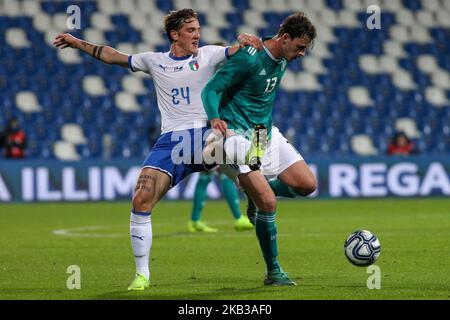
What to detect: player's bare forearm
<box><xmin>78</xmin><ymin>40</ymin><xmax>128</xmax><ymax>67</ymax></box>
<box><xmin>53</xmin><ymin>33</ymin><xmax>129</xmax><ymax>67</ymax></box>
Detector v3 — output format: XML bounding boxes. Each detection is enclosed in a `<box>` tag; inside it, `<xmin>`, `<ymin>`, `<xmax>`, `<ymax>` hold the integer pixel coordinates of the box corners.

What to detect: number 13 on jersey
<box><xmin>264</xmin><ymin>77</ymin><xmax>278</xmax><ymax>93</ymax></box>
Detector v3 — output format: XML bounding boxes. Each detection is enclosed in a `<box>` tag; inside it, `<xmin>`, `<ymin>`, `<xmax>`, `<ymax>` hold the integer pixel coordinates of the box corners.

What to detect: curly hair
<box><xmin>164</xmin><ymin>8</ymin><xmax>199</xmax><ymax>43</ymax></box>
<box><xmin>277</xmin><ymin>12</ymin><xmax>317</xmax><ymax>46</ymax></box>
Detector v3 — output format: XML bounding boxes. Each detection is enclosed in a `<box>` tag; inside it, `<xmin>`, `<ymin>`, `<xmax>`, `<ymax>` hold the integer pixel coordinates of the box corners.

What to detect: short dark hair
<box><xmin>164</xmin><ymin>8</ymin><xmax>199</xmax><ymax>43</ymax></box>
<box><xmin>393</xmin><ymin>131</ymin><xmax>410</xmax><ymax>143</ymax></box>
<box><xmin>277</xmin><ymin>12</ymin><xmax>317</xmax><ymax>46</ymax></box>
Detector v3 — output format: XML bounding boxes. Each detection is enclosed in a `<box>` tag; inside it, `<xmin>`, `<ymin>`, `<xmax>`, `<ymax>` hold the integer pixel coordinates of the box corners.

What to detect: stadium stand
<box><xmin>0</xmin><ymin>0</ymin><xmax>448</xmax><ymax>160</ymax></box>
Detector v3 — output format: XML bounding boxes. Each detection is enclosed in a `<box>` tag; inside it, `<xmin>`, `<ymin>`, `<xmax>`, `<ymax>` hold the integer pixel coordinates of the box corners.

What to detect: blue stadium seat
<box><xmin>326</xmin><ymin>0</ymin><xmax>343</xmax><ymax>10</ymax></box>
<box><xmin>155</xmin><ymin>0</ymin><xmax>173</xmax><ymax>12</ymax></box>
<box><xmin>226</xmin><ymin>12</ymin><xmax>243</xmax><ymax>27</ymax></box>
<box><xmin>80</xmin><ymin>141</ymin><xmax>102</xmax><ymax>158</ymax></box>
<box><xmin>219</xmin><ymin>28</ymin><xmax>238</xmax><ymax>44</ymax></box>
<box><xmin>403</xmin><ymin>0</ymin><xmax>422</xmax><ymax>11</ymax></box>
<box><xmin>232</xmin><ymin>0</ymin><xmax>249</xmax><ymax>10</ymax></box>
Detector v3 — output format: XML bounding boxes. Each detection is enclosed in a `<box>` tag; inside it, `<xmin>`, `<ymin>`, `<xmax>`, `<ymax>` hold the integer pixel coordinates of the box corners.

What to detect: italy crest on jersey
<box><xmin>189</xmin><ymin>60</ymin><xmax>199</xmax><ymax>71</ymax></box>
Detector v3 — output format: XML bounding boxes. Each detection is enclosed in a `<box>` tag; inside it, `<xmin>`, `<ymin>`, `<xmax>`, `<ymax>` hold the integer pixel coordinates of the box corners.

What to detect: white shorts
<box><xmin>220</xmin><ymin>126</ymin><xmax>304</xmax><ymax>180</ymax></box>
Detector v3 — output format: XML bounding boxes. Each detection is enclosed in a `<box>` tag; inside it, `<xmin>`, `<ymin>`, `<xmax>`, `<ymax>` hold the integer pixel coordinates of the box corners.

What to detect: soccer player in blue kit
<box><xmin>54</xmin><ymin>8</ymin><xmax>261</xmax><ymax>290</ymax></box>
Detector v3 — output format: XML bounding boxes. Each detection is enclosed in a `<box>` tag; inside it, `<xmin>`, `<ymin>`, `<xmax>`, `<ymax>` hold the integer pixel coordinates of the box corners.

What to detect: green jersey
<box><xmin>202</xmin><ymin>44</ymin><xmax>287</xmax><ymax>139</ymax></box>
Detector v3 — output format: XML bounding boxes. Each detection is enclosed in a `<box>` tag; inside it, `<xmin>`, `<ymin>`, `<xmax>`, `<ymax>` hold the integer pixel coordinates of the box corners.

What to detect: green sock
<box><xmin>268</xmin><ymin>179</ymin><xmax>298</xmax><ymax>198</ymax></box>
<box><xmin>220</xmin><ymin>174</ymin><xmax>241</xmax><ymax>219</ymax></box>
<box><xmin>191</xmin><ymin>173</ymin><xmax>212</xmax><ymax>221</ymax></box>
<box><xmin>255</xmin><ymin>211</ymin><xmax>280</xmax><ymax>272</ymax></box>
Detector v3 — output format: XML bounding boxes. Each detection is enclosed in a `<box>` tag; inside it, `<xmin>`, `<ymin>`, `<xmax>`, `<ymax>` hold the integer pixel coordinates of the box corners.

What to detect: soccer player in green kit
<box><xmin>188</xmin><ymin>170</ymin><xmax>254</xmax><ymax>232</ymax></box>
<box><xmin>202</xmin><ymin>12</ymin><xmax>317</xmax><ymax>285</ymax></box>
<box><xmin>188</xmin><ymin>41</ymin><xmax>254</xmax><ymax>234</ymax></box>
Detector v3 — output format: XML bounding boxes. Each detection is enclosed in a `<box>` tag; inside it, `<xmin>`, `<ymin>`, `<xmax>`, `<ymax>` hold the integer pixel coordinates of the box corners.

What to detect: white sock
<box><xmin>130</xmin><ymin>211</ymin><xmax>152</xmax><ymax>280</ymax></box>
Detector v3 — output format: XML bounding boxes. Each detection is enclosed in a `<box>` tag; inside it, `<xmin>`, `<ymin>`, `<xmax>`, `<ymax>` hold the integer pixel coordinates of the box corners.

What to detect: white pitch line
<box><xmin>52</xmin><ymin>224</ymin><xmax>341</xmax><ymax>239</ymax></box>
<box><xmin>52</xmin><ymin>225</ymin><xmax>124</xmax><ymax>238</ymax></box>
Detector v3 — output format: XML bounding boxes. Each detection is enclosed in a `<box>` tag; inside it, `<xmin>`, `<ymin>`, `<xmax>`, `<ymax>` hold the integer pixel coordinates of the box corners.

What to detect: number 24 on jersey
<box><xmin>172</xmin><ymin>87</ymin><xmax>190</xmax><ymax>105</ymax></box>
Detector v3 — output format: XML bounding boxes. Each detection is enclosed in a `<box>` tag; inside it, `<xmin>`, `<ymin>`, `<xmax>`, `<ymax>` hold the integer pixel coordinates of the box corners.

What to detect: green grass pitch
<box><xmin>0</xmin><ymin>198</ymin><xmax>449</xmax><ymax>300</ymax></box>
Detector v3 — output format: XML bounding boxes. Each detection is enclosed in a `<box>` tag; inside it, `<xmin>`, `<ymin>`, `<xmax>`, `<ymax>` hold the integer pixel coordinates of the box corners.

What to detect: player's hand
<box><xmin>53</xmin><ymin>33</ymin><xmax>79</xmax><ymax>49</ymax></box>
<box><xmin>210</xmin><ymin>118</ymin><xmax>228</xmax><ymax>136</ymax></box>
<box><xmin>237</xmin><ymin>33</ymin><xmax>263</xmax><ymax>51</ymax></box>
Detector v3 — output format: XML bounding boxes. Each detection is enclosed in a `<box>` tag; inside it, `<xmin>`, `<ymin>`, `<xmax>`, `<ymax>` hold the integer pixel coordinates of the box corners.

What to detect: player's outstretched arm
<box><xmin>227</xmin><ymin>33</ymin><xmax>262</xmax><ymax>57</ymax></box>
<box><xmin>53</xmin><ymin>33</ymin><xmax>129</xmax><ymax>67</ymax></box>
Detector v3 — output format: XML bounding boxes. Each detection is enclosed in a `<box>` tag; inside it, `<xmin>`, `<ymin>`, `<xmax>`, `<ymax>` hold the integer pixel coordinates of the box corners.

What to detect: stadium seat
<box><xmin>395</xmin><ymin>118</ymin><xmax>421</xmax><ymax>138</ymax></box>
<box><xmin>392</xmin><ymin>70</ymin><xmax>417</xmax><ymax>90</ymax></box>
<box><xmin>436</xmin><ymin>10</ymin><xmax>450</xmax><ymax>27</ymax></box>
<box><xmin>425</xmin><ymin>87</ymin><xmax>449</xmax><ymax>107</ymax></box>
<box><xmin>53</xmin><ymin>141</ymin><xmax>81</xmax><ymax>160</ymax></box>
<box><xmin>15</xmin><ymin>92</ymin><xmax>42</xmax><ymax>113</ymax></box>
<box><xmin>90</xmin><ymin>12</ymin><xmax>114</xmax><ymax>31</ymax></box>
<box><xmin>302</xmin><ymin>56</ymin><xmax>327</xmax><ymax>74</ymax></box>
<box><xmin>115</xmin><ymin>92</ymin><xmax>141</xmax><ymax>112</ymax></box>
<box><xmin>296</xmin><ymin>73</ymin><xmax>322</xmax><ymax>91</ymax></box>
<box><xmin>359</xmin><ymin>55</ymin><xmax>379</xmax><ymax>74</ymax></box>
<box><xmin>431</xmin><ymin>71</ymin><xmax>450</xmax><ymax>90</ymax></box>
<box><xmin>348</xmin><ymin>86</ymin><xmax>374</xmax><ymax>108</ymax></box>
<box><xmin>351</xmin><ymin>134</ymin><xmax>379</xmax><ymax>156</ymax></box>
<box><xmin>121</xmin><ymin>76</ymin><xmax>146</xmax><ymax>95</ymax></box>
<box><xmin>22</xmin><ymin>0</ymin><xmax>41</xmax><ymax>16</ymax></box>
<box><xmin>83</xmin><ymin>76</ymin><xmax>108</xmax><ymax>96</ymax></box>
<box><xmin>243</xmin><ymin>11</ymin><xmax>266</xmax><ymax>28</ymax></box>
<box><xmin>61</xmin><ymin>124</ymin><xmax>88</xmax><ymax>145</ymax></box>
<box><xmin>6</xmin><ymin>28</ymin><xmax>31</xmax><ymax>48</ymax></box>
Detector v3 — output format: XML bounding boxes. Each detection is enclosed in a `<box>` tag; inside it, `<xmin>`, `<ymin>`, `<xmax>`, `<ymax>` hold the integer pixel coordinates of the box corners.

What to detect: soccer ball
<box><xmin>344</xmin><ymin>230</ymin><xmax>381</xmax><ymax>267</ymax></box>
